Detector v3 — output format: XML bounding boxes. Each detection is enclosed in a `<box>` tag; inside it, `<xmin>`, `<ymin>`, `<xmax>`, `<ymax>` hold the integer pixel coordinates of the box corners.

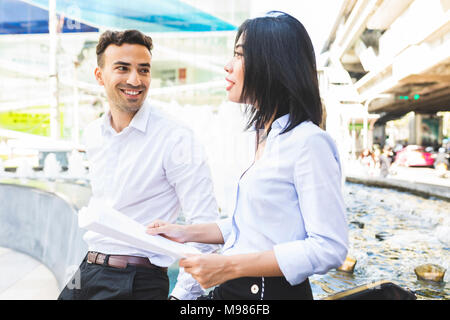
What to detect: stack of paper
<box><xmin>78</xmin><ymin>199</ymin><xmax>201</xmax><ymax>259</ymax></box>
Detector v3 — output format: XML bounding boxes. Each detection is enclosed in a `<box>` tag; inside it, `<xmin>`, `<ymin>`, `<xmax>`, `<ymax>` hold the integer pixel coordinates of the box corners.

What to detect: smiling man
<box><xmin>95</xmin><ymin>37</ymin><xmax>151</xmax><ymax>125</ymax></box>
<box><xmin>58</xmin><ymin>30</ymin><xmax>219</xmax><ymax>300</ymax></box>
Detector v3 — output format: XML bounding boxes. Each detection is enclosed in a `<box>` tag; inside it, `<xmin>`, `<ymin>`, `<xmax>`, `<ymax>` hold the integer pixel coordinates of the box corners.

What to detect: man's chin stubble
<box><xmin>117</xmin><ymin>104</ymin><xmax>142</xmax><ymax>113</ymax></box>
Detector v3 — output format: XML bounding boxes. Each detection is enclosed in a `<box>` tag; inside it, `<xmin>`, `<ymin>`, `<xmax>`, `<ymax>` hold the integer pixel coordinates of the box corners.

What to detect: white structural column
<box><xmin>363</xmin><ymin>93</ymin><xmax>391</xmax><ymax>149</ymax></box>
<box><xmin>72</xmin><ymin>61</ymin><xmax>80</xmax><ymax>144</ymax></box>
<box><xmin>49</xmin><ymin>0</ymin><xmax>60</xmax><ymax>139</ymax></box>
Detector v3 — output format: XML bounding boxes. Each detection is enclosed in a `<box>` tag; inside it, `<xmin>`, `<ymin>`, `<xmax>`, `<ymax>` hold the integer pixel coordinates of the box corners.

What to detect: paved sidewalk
<box><xmin>0</xmin><ymin>247</ymin><xmax>59</xmax><ymax>300</ymax></box>
<box><xmin>345</xmin><ymin>161</ymin><xmax>450</xmax><ymax>201</ymax></box>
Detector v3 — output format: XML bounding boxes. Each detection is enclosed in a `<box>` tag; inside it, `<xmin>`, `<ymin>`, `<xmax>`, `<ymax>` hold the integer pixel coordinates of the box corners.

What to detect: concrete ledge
<box><xmin>346</xmin><ymin>175</ymin><xmax>450</xmax><ymax>201</ymax></box>
<box><xmin>0</xmin><ymin>180</ymin><xmax>91</xmax><ymax>289</ymax></box>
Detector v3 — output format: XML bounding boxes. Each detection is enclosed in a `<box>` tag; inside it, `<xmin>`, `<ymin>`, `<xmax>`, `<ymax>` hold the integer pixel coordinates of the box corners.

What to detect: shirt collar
<box><xmin>100</xmin><ymin>100</ymin><xmax>151</xmax><ymax>135</ymax></box>
<box><xmin>248</xmin><ymin>113</ymin><xmax>291</xmax><ymax>134</ymax></box>
<box><xmin>128</xmin><ymin>100</ymin><xmax>151</xmax><ymax>133</ymax></box>
<box><xmin>100</xmin><ymin>112</ymin><xmax>113</xmax><ymax>136</ymax></box>
<box><xmin>271</xmin><ymin>114</ymin><xmax>290</xmax><ymax>132</ymax></box>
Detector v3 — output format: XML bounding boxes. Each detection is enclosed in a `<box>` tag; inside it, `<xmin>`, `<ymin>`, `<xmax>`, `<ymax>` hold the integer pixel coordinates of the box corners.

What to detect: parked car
<box><xmin>394</xmin><ymin>145</ymin><xmax>435</xmax><ymax>167</ymax></box>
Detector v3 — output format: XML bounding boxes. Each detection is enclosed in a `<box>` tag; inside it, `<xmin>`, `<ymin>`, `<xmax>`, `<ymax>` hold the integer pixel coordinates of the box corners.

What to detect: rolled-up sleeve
<box><xmin>273</xmin><ymin>133</ymin><xmax>348</xmax><ymax>285</ymax></box>
<box><xmin>216</xmin><ymin>217</ymin><xmax>232</xmax><ymax>242</ymax></box>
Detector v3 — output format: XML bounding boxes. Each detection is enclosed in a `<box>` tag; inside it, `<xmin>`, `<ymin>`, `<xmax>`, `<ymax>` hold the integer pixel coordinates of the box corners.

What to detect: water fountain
<box><xmin>67</xmin><ymin>150</ymin><xmax>87</xmax><ymax>180</ymax></box>
<box><xmin>0</xmin><ymin>159</ymin><xmax>4</xmax><ymax>177</ymax></box>
<box><xmin>15</xmin><ymin>157</ymin><xmax>34</xmax><ymax>181</ymax></box>
<box><xmin>43</xmin><ymin>153</ymin><xmax>62</xmax><ymax>180</ymax></box>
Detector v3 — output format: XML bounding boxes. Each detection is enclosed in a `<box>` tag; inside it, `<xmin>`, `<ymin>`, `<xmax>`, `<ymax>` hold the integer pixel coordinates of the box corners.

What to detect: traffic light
<box><xmin>397</xmin><ymin>94</ymin><xmax>420</xmax><ymax>101</ymax></box>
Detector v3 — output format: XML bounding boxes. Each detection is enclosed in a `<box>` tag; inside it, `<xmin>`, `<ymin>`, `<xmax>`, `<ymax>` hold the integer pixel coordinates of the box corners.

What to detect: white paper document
<box><xmin>78</xmin><ymin>199</ymin><xmax>201</xmax><ymax>259</ymax></box>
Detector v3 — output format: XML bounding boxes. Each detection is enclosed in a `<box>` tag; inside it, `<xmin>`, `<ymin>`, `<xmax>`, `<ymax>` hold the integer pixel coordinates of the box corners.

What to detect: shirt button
<box><xmin>251</xmin><ymin>284</ymin><xmax>259</xmax><ymax>294</ymax></box>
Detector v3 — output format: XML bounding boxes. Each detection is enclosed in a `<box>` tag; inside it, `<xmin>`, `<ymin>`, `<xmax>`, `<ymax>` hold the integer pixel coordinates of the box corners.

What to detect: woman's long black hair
<box><xmin>236</xmin><ymin>11</ymin><xmax>323</xmax><ymax>134</ymax></box>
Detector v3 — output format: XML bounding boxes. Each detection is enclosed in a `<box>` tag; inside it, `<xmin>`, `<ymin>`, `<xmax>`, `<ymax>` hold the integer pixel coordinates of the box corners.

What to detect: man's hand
<box><xmin>146</xmin><ymin>220</ymin><xmax>189</xmax><ymax>243</ymax></box>
<box><xmin>179</xmin><ymin>254</ymin><xmax>236</xmax><ymax>289</ymax></box>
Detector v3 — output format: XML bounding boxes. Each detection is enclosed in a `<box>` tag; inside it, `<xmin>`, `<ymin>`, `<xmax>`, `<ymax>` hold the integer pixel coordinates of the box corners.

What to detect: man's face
<box><xmin>95</xmin><ymin>43</ymin><xmax>151</xmax><ymax>113</ymax></box>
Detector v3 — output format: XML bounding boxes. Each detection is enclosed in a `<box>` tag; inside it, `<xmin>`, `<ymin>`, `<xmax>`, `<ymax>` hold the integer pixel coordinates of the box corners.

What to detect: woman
<box><xmin>147</xmin><ymin>11</ymin><xmax>348</xmax><ymax>300</ymax></box>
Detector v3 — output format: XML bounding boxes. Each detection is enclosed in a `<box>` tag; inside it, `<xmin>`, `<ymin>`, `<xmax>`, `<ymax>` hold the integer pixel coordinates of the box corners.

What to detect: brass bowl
<box><xmin>414</xmin><ymin>264</ymin><xmax>446</xmax><ymax>282</ymax></box>
<box><xmin>337</xmin><ymin>256</ymin><xmax>357</xmax><ymax>273</ymax></box>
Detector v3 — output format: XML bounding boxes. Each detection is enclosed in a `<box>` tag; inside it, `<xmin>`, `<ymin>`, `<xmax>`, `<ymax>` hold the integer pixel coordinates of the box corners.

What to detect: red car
<box><xmin>394</xmin><ymin>145</ymin><xmax>435</xmax><ymax>167</ymax></box>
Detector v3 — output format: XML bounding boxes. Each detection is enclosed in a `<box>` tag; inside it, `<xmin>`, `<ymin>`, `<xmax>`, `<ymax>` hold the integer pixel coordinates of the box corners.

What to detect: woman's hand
<box><xmin>180</xmin><ymin>251</ymin><xmax>283</xmax><ymax>289</ymax></box>
<box><xmin>179</xmin><ymin>254</ymin><xmax>236</xmax><ymax>289</ymax></box>
<box><xmin>146</xmin><ymin>220</ymin><xmax>189</xmax><ymax>243</ymax></box>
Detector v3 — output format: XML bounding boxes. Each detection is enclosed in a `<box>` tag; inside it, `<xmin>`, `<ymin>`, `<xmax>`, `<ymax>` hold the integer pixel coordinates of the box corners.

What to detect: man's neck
<box><xmin>109</xmin><ymin>105</ymin><xmax>137</xmax><ymax>133</ymax></box>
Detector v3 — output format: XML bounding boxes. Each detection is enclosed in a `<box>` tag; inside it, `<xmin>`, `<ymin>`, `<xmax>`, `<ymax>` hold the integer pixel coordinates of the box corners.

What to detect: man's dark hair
<box><xmin>236</xmin><ymin>11</ymin><xmax>323</xmax><ymax>133</ymax></box>
<box><xmin>96</xmin><ymin>29</ymin><xmax>153</xmax><ymax>67</ymax></box>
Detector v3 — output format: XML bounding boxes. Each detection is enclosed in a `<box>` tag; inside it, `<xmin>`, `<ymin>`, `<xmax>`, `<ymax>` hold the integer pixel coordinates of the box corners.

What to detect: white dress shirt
<box><xmin>217</xmin><ymin>115</ymin><xmax>348</xmax><ymax>286</ymax></box>
<box><xmin>82</xmin><ymin>100</ymin><xmax>219</xmax><ymax>299</ymax></box>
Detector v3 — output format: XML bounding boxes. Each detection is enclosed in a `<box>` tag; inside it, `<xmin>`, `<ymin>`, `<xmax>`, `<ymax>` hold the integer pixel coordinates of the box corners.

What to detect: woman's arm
<box><xmin>272</xmin><ymin>132</ymin><xmax>348</xmax><ymax>285</ymax></box>
<box><xmin>179</xmin><ymin>250</ymin><xmax>283</xmax><ymax>289</ymax></box>
<box><xmin>146</xmin><ymin>220</ymin><xmax>225</xmax><ymax>244</ymax></box>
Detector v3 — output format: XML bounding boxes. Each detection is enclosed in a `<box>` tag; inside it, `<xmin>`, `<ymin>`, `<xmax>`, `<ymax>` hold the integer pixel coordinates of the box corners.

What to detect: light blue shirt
<box><xmin>216</xmin><ymin>115</ymin><xmax>348</xmax><ymax>286</ymax></box>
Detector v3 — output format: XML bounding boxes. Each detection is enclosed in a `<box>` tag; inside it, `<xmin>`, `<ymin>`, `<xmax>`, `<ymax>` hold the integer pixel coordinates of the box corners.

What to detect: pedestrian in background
<box><xmin>379</xmin><ymin>146</ymin><xmax>392</xmax><ymax>178</ymax></box>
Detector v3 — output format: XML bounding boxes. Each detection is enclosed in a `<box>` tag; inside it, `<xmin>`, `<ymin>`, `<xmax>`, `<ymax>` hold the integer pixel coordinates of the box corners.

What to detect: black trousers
<box><xmin>58</xmin><ymin>254</ymin><xmax>169</xmax><ymax>300</ymax></box>
<box><xmin>199</xmin><ymin>276</ymin><xmax>313</xmax><ymax>300</ymax></box>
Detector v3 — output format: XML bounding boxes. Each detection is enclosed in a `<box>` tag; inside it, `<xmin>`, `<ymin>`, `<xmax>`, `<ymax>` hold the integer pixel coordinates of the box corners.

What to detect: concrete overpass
<box><xmin>320</xmin><ymin>0</ymin><xmax>450</xmax><ymax>149</ymax></box>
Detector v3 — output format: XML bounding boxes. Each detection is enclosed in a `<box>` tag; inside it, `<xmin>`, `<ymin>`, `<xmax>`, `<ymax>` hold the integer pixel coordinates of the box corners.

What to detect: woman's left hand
<box><xmin>179</xmin><ymin>254</ymin><xmax>235</xmax><ymax>289</ymax></box>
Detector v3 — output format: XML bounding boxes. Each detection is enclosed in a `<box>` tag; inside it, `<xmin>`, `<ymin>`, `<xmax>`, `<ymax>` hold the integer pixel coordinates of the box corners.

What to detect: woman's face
<box><xmin>224</xmin><ymin>34</ymin><xmax>245</xmax><ymax>103</ymax></box>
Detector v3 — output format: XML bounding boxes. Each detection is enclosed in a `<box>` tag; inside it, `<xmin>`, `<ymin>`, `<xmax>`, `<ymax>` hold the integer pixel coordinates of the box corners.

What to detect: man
<box><xmin>58</xmin><ymin>30</ymin><xmax>219</xmax><ymax>300</ymax></box>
